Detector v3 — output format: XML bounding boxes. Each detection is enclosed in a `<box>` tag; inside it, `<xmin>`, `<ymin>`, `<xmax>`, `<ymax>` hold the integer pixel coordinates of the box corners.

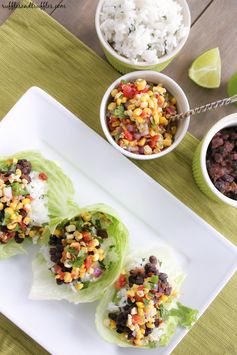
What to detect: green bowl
<box><xmin>95</xmin><ymin>0</ymin><xmax>191</xmax><ymax>74</ymax></box>
<box><xmin>192</xmin><ymin>114</ymin><xmax>237</xmax><ymax>208</ymax></box>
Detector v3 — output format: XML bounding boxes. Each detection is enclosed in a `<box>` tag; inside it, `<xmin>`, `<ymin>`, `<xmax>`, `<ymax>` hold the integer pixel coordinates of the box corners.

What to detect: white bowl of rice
<box><xmin>95</xmin><ymin>0</ymin><xmax>191</xmax><ymax>74</ymax></box>
<box><xmin>100</xmin><ymin>70</ymin><xmax>190</xmax><ymax>160</ymax></box>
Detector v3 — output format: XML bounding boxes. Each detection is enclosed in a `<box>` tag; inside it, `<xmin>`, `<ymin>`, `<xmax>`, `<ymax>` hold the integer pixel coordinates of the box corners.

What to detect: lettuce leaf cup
<box><xmin>29</xmin><ymin>203</ymin><xmax>128</xmax><ymax>303</ymax></box>
<box><xmin>0</xmin><ymin>151</ymin><xmax>76</xmax><ymax>259</ymax></box>
<box><xmin>95</xmin><ymin>246</ymin><xmax>198</xmax><ymax>348</ymax></box>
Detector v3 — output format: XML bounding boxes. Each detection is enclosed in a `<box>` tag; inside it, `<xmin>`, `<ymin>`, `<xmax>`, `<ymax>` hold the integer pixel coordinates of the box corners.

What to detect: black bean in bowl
<box><xmin>206</xmin><ymin>126</ymin><xmax>237</xmax><ymax>200</ymax></box>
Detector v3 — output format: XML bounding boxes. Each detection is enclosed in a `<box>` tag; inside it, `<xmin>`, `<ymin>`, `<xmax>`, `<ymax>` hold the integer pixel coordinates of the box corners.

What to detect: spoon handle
<box><xmin>171</xmin><ymin>94</ymin><xmax>237</xmax><ymax>122</ymax></box>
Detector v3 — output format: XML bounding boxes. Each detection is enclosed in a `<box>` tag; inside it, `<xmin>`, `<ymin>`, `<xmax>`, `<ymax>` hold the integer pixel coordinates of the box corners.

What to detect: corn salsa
<box><xmin>106</xmin><ymin>79</ymin><xmax>178</xmax><ymax>155</ymax></box>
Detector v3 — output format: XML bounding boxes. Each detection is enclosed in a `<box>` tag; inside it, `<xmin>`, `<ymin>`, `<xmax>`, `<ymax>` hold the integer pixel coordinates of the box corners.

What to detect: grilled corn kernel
<box><xmin>140</xmin><ymin>328</ymin><xmax>145</xmax><ymax>334</ymax></box>
<box><xmin>5</xmin><ymin>207</ymin><xmax>14</xmax><ymax>215</ymax></box>
<box><xmin>29</xmin><ymin>230</ymin><xmax>35</xmax><ymax>238</ymax></box>
<box><xmin>116</xmin><ymin>98</ymin><xmax>122</xmax><ymax>106</ymax></box>
<box><xmin>7</xmin><ymin>223</ymin><xmax>17</xmax><ymax>230</ymax></box>
<box><xmin>136</xmin><ymin>302</ymin><xmax>144</xmax><ymax>308</ymax></box>
<box><xmin>171</xmin><ymin>97</ymin><xmax>177</xmax><ymax>105</ymax></box>
<box><xmin>121</xmin><ymin>96</ymin><xmax>127</xmax><ymax>103</ymax></box>
<box><xmin>0</xmin><ymin>203</ymin><xmax>3</xmax><ymax>211</ymax></box>
<box><xmin>107</xmin><ymin>102</ymin><xmax>116</xmax><ymax>111</ymax></box>
<box><xmin>137</xmin><ymin>308</ymin><xmax>144</xmax><ymax>316</ymax></box>
<box><xmin>127</xmin><ymin>104</ymin><xmax>135</xmax><ymax>111</ymax></box>
<box><xmin>136</xmin><ymin>79</ymin><xmax>146</xmax><ymax>91</ymax></box>
<box><xmin>64</xmin><ymin>272</ymin><xmax>72</xmax><ymax>283</ymax></box>
<box><xmin>109</xmin><ymin>320</ymin><xmax>116</xmax><ymax>329</ymax></box>
<box><xmin>92</xmin><ymin>253</ymin><xmax>99</xmax><ymax>261</ymax></box>
<box><xmin>13</xmin><ymin>158</ymin><xmax>18</xmax><ymax>164</ymax></box>
<box><xmin>136</xmin><ymin>116</ymin><xmax>144</xmax><ymax>124</ymax></box>
<box><xmin>79</xmin><ymin>270</ymin><xmax>85</xmax><ymax>278</ymax></box>
<box><xmin>163</xmin><ymin>138</ymin><xmax>172</xmax><ymax>147</ymax></box>
<box><xmin>144</xmin><ymin>145</ymin><xmax>152</xmax><ymax>155</ymax></box>
<box><xmin>10</xmin><ymin>202</ymin><xmax>17</xmax><ymax>210</ymax></box>
<box><xmin>15</xmin><ymin>169</ymin><xmax>22</xmax><ymax>176</ymax></box>
<box><xmin>140</xmin><ymin>101</ymin><xmax>148</xmax><ymax>108</ymax></box>
<box><xmin>138</xmin><ymin>138</ymin><xmax>146</xmax><ymax>146</ymax></box>
<box><xmin>81</xmin><ymin>212</ymin><xmax>91</xmax><ymax>221</ymax></box>
<box><xmin>111</xmin><ymin>89</ymin><xmax>118</xmax><ymax>97</ymax></box>
<box><xmin>23</xmin><ymin>217</ymin><xmax>31</xmax><ymax>225</ymax></box>
<box><xmin>66</xmin><ymin>224</ymin><xmax>76</xmax><ymax>233</ymax></box>
<box><xmin>1</xmin><ymin>197</ymin><xmax>7</xmax><ymax>203</ymax></box>
<box><xmin>17</xmin><ymin>202</ymin><xmax>23</xmax><ymax>210</ymax></box>
<box><xmin>92</xmin><ymin>238</ymin><xmax>100</xmax><ymax>247</ymax></box>
<box><xmin>161</xmin><ymin>295</ymin><xmax>168</xmax><ymax>302</ymax></box>
<box><xmin>127</xmin><ymin>290</ymin><xmax>135</xmax><ymax>297</ymax></box>
<box><xmin>99</xmin><ymin>254</ymin><xmax>104</xmax><ymax>261</ymax></box>
<box><xmin>153</xmin><ymin>112</ymin><xmax>159</xmax><ymax>124</ymax></box>
<box><xmin>22</xmin><ymin>198</ymin><xmax>31</xmax><ymax>205</ymax></box>
<box><xmin>133</xmin><ymin>108</ymin><xmax>142</xmax><ymax>116</ymax></box>
<box><xmin>75</xmin><ymin>282</ymin><xmax>84</xmax><ymax>290</ymax></box>
<box><xmin>54</xmin><ymin>229</ymin><xmax>61</xmax><ymax>237</ymax></box>
<box><xmin>74</xmin><ymin>231</ymin><xmax>83</xmax><ymax>240</ymax></box>
<box><xmin>148</xmin><ymin>99</ymin><xmax>154</xmax><ymax>109</ymax></box>
<box><xmin>146</xmin><ymin>322</ymin><xmax>155</xmax><ymax>329</ymax></box>
<box><xmin>10</xmin><ymin>214</ymin><xmax>17</xmax><ymax>221</ymax></box>
<box><xmin>159</xmin><ymin>116</ymin><xmax>168</xmax><ymax>126</ymax></box>
<box><xmin>143</xmin><ymin>107</ymin><xmax>152</xmax><ymax>115</ymax></box>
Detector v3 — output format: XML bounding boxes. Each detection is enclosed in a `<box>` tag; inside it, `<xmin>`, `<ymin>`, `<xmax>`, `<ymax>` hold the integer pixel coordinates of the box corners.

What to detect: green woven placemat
<box><xmin>0</xmin><ymin>1</ymin><xmax>236</xmax><ymax>355</ymax></box>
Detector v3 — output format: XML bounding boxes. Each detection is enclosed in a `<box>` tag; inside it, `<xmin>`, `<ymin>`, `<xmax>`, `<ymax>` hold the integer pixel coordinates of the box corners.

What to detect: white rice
<box><xmin>100</xmin><ymin>0</ymin><xmax>188</xmax><ymax>64</ymax></box>
<box><xmin>26</xmin><ymin>171</ymin><xmax>49</xmax><ymax>225</ymax></box>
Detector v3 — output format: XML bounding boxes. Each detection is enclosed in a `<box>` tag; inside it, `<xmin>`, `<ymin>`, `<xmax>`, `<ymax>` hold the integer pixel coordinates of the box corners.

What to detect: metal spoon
<box><xmin>170</xmin><ymin>93</ymin><xmax>237</xmax><ymax>122</ymax></box>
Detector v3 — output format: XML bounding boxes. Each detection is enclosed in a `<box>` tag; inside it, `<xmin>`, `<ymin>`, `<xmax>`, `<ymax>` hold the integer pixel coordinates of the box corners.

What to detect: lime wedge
<box><xmin>188</xmin><ymin>48</ymin><xmax>221</xmax><ymax>88</ymax></box>
<box><xmin>227</xmin><ymin>72</ymin><xmax>237</xmax><ymax>107</ymax></box>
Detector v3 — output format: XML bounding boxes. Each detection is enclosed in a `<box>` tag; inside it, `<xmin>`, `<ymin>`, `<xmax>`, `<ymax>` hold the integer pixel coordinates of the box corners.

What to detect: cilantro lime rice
<box><xmin>100</xmin><ymin>0</ymin><xmax>189</xmax><ymax>64</ymax></box>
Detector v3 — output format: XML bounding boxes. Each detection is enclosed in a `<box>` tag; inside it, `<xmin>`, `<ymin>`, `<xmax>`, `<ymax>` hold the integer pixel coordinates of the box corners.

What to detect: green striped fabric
<box><xmin>0</xmin><ymin>1</ymin><xmax>236</xmax><ymax>354</ymax></box>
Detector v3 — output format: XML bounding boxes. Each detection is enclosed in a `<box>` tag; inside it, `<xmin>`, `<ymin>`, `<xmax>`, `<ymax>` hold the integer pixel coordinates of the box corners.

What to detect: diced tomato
<box><xmin>7</xmin><ymin>232</ymin><xmax>15</xmax><ymax>240</ymax></box>
<box><xmin>132</xmin><ymin>315</ymin><xmax>142</xmax><ymax>324</ymax></box>
<box><xmin>82</xmin><ymin>231</ymin><xmax>91</xmax><ymax>242</ymax></box>
<box><xmin>19</xmin><ymin>222</ymin><xmax>27</xmax><ymax>231</ymax></box>
<box><xmin>54</xmin><ymin>265</ymin><xmax>62</xmax><ymax>273</ymax></box>
<box><xmin>59</xmin><ymin>273</ymin><xmax>65</xmax><ymax>280</ymax></box>
<box><xmin>121</xmin><ymin>83</ymin><xmax>138</xmax><ymax>99</ymax></box>
<box><xmin>85</xmin><ymin>256</ymin><xmax>92</xmax><ymax>270</ymax></box>
<box><xmin>26</xmin><ymin>195</ymin><xmax>33</xmax><ymax>201</ymax></box>
<box><xmin>140</xmin><ymin>87</ymin><xmax>149</xmax><ymax>93</ymax></box>
<box><xmin>115</xmin><ymin>274</ymin><xmax>126</xmax><ymax>289</ymax></box>
<box><xmin>124</xmin><ymin>130</ymin><xmax>133</xmax><ymax>141</ymax></box>
<box><xmin>39</xmin><ymin>172</ymin><xmax>48</xmax><ymax>181</ymax></box>
<box><xmin>149</xmin><ymin>135</ymin><xmax>159</xmax><ymax>149</ymax></box>
<box><xmin>137</xmin><ymin>285</ymin><xmax>144</xmax><ymax>290</ymax></box>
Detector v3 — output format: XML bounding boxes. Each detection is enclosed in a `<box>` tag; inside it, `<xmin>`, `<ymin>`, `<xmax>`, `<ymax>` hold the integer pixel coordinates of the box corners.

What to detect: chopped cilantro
<box><xmin>114</xmin><ymin>105</ymin><xmax>125</xmax><ymax>118</ymax></box>
<box><xmin>11</xmin><ymin>182</ymin><xmax>28</xmax><ymax>196</ymax></box>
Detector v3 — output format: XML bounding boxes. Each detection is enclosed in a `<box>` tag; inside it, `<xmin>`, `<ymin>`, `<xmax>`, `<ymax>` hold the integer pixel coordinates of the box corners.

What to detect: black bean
<box><xmin>56</xmin><ymin>244</ymin><xmax>64</xmax><ymax>252</ymax></box>
<box><xmin>108</xmin><ymin>313</ymin><xmax>118</xmax><ymax>321</ymax></box>
<box><xmin>164</xmin><ymin>286</ymin><xmax>172</xmax><ymax>296</ymax></box>
<box><xmin>14</xmin><ymin>234</ymin><xmax>24</xmax><ymax>244</ymax></box>
<box><xmin>50</xmin><ymin>255</ymin><xmax>57</xmax><ymax>262</ymax></box>
<box><xmin>149</xmin><ymin>255</ymin><xmax>158</xmax><ymax>264</ymax></box>
<box><xmin>159</xmin><ymin>273</ymin><xmax>168</xmax><ymax>281</ymax></box>
<box><xmin>154</xmin><ymin>319</ymin><xmax>160</xmax><ymax>327</ymax></box>
<box><xmin>55</xmin><ymin>252</ymin><xmax>62</xmax><ymax>259</ymax></box>
<box><xmin>19</xmin><ymin>209</ymin><xmax>27</xmax><ymax>218</ymax></box>
<box><xmin>49</xmin><ymin>248</ymin><xmax>56</xmax><ymax>255</ymax></box>
<box><xmin>145</xmin><ymin>327</ymin><xmax>153</xmax><ymax>336</ymax></box>
<box><xmin>117</xmin><ymin>312</ymin><xmax>128</xmax><ymax>325</ymax></box>
<box><xmin>97</xmin><ymin>229</ymin><xmax>108</xmax><ymax>239</ymax></box>
<box><xmin>145</xmin><ymin>263</ymin><xmax>157</xmax><ymax>275</ymax></box>
<box><xmin>116</xmin><ymin>328</ymin><xmax>123</xmax><ymax>334</ymax></box>
<box><xmin>127</xmin><ymin>332</ymin><xmax>135</xmax><ymax>340</ymax></box>
<box><xmin>56</xmin><ymin>279</ymin><xmax>64</xmax><ymax>285</ymax></box>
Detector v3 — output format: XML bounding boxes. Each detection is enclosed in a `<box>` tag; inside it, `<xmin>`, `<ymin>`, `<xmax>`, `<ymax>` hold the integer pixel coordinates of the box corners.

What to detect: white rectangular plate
<box><xmin>0</xmin><ymin>87</ymin><xmax>237</xmax><ymax>355</ymax></box>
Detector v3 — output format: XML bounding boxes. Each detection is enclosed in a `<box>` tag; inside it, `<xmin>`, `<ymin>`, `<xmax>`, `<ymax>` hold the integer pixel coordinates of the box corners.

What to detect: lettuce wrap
<box><xmin>29</xmin><ymin>203</ymin><xmax>128</xmax><ymax>303</ymax></box>
<box><xmin>0</xmin><ymin>151</ymin><xmax>76</xmax><ymax>259</ymax></box>
<box><xmin>95</xmin><ymin>246</ymin><xmax>198</xmax><ymax>348</ymax></box>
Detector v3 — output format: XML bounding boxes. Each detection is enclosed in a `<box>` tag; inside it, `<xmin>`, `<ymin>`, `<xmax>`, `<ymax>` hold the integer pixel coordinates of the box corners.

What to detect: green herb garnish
<box><xmin>11</xmin><ymin>182</ymin><xmax>28</xmax><ymax>196</ymax></box>
<box><xmin>114</xmin><ymin>105</ymin><xmax>125</xmax><ymax>118</ymax></box>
